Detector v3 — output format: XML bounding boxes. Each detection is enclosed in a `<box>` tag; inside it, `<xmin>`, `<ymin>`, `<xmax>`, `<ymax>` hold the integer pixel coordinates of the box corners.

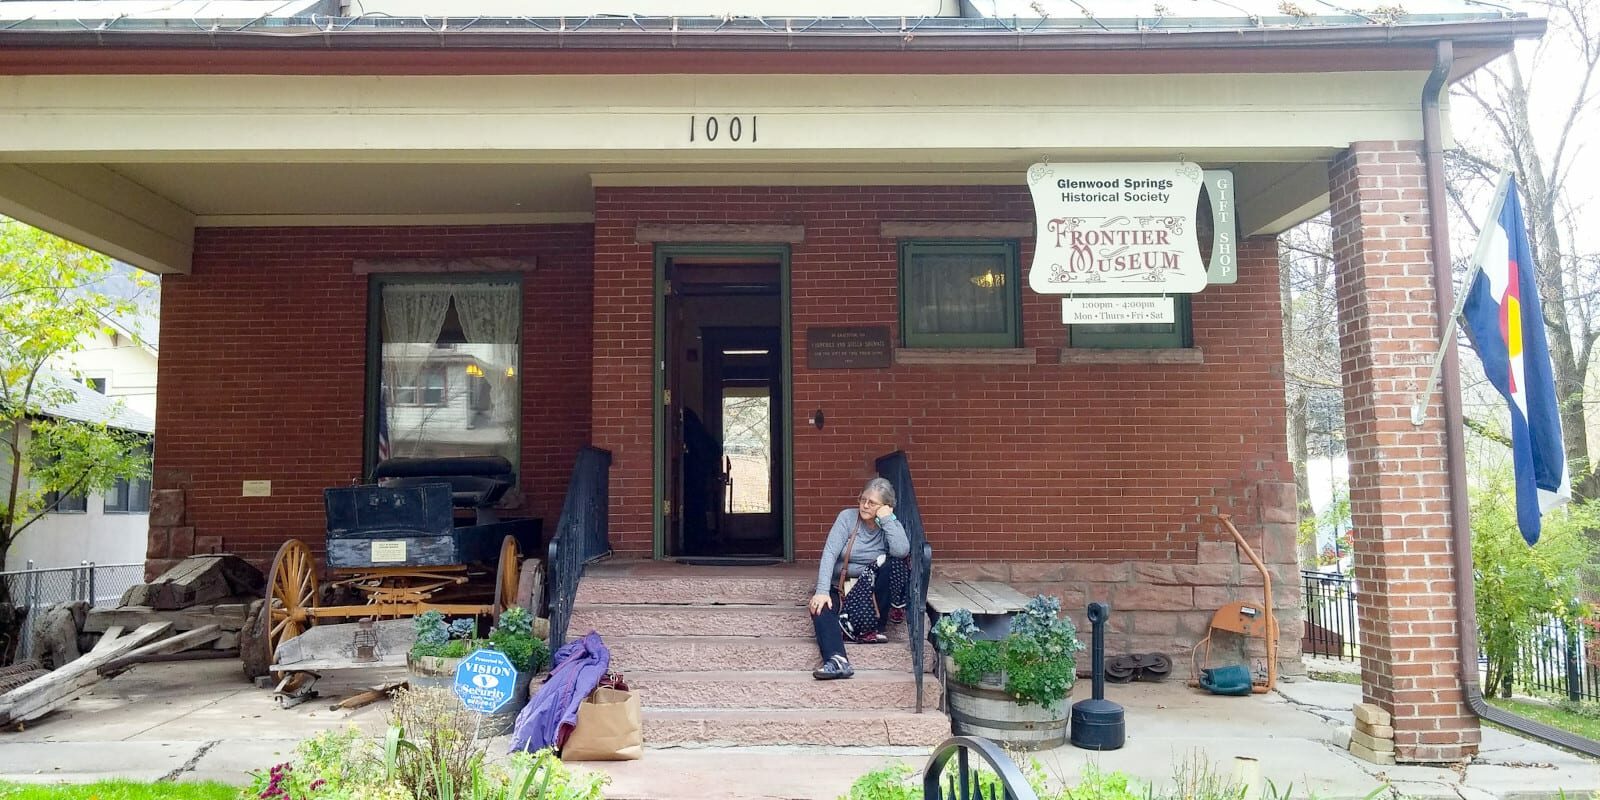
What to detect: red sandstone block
<box><xmin>1114</xmin><ymin>584</ymin><xmax>1194</xmax><ymax>611</ymax></box>
<box><xmin>147</xmin><ymin>526</ymin><xmax>172</xmax><ymax>559</ymax></box>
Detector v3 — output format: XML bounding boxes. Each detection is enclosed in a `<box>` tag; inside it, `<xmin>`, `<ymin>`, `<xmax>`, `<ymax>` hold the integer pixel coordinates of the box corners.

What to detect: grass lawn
<box><xmin>1307</xmin><ymin>669</ymin><xmax>1362</xmax><ymax>686</ymax></box>
<box><xmin>1487</xmin><ymin>696</ymin><xmax>1600</xmax><ymax>741</ymax></box>
<box><xmin>0</xmin><ymin>781</ymin><xmax>240</xmax><ymax>800</ymax></box>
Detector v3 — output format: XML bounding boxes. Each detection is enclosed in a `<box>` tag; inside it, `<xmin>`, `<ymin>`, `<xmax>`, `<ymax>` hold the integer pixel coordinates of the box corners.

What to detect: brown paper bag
<box><xmin>561</xmin><ymin>687</ymin><xmax>643</xmax><ymax>761</ymax></box>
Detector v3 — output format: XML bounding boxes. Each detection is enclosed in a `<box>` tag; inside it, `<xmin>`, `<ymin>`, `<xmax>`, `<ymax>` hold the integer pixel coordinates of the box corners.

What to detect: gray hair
<box><xmin>862</xmin><ymin>477</ymin><xmax>897</xmax><ymax>508</ymax></box>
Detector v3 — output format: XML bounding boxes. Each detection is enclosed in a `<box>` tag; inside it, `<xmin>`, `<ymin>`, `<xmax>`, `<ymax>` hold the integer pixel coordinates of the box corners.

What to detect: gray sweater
<box><xmin>814</xmin><ymin>508</ymin><xmax>910</xmax><ymax>595</ymax></box>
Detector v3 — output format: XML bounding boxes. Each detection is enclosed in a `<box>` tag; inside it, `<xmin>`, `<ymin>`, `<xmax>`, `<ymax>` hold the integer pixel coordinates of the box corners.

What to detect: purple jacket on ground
<box><xmin>508</xmin><ymin>631</ymin><xmax>611</xmax><ymax>753</ymax></box>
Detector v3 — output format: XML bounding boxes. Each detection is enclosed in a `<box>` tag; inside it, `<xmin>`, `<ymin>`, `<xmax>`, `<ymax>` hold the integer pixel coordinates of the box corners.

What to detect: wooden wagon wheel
<box><xmin>263</xmin><ymin>538</ymin><xmax>320</xmax><ymax>674</ymax></box>
<box><xmin>493</xmin><ymin>535</ymin><xmax>521</xmax><ymax>620</ymax></box>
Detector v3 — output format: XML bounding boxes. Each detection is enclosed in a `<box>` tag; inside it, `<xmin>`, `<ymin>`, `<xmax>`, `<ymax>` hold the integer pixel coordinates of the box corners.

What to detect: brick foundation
<box><xmin>1330</xmin><ymin>141</ymin><xmax>1478</xmax><ymax>761</ymax></box>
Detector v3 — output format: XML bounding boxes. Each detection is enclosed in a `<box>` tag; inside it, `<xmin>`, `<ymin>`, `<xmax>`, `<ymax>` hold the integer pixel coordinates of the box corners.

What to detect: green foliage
<box><xmin>0</xmin><ymin>781</ymin><xmax>239</xmax><ymax>800</ymax></box>
<box><xmin>845</xmin><ymin>752</ymin><xmax>1393</xmax><ymax>800</ymax></box>
<box><xmin>1470</xmin><ymin>460</ymin><xmax>1597</xmax><ymax>694</ymax></box>
<box><xmin>0</xmin><ymin>217</ymin><xmax>152</xmax><ymax>561</ymax></box>
<box><xmin>934</xmin><ymin>596</ymin><xmax>1084</xmax><ymax>709</ymax></box>
<box><xmin>490</xmin><ymin>607</ymin><xmax>550</xmax><ymax>674</ymax></box>
<box><xmin>411</xmin><ymin>609</ymin><xmax>550</xmax><ymax>674</ymax></box>
<box><xmin>251</xmin><ymin>690</ymin><xmax>607</xmax><ymax>800</ymax></box>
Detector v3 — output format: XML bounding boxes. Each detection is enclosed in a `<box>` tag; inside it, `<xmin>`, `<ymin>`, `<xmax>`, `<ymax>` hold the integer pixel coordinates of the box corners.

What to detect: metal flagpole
<box><xmin>1409</xmin><ymin>170</ymin><xmax>1514</xmax><ymax>427</ymax></box>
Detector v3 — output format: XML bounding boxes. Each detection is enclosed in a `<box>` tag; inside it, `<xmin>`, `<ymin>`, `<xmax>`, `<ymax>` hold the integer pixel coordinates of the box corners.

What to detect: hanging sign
<box><xmin>1027</xmin><ymin>162</ymin><xmax>1209</xmax><ymax>295</ymax></box>
<box><xmin>1062</xmin><ymin>296</ymin><xmax>1176</xmax><ymax>325</ymax></box>
<box><xmin>1204</xmin><ymin>170</ymin><xmax>1238</xmax><ymax>285</ymax></box>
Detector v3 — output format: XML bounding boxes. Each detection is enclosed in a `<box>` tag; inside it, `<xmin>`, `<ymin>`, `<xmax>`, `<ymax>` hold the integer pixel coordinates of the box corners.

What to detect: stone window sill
<box><xmin>894</xmin><ymin>348</ymin><xmax>1037</xmax><ymax>366</ymax></box>
<box><xmin>1059</xmin><ymin>348</ymin><xmax>1204</xmax><ymax>365</ymax></box>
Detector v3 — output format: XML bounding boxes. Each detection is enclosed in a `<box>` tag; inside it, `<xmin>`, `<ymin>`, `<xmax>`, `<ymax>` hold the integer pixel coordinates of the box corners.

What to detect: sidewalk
<box><xmin>1</xmin><ymin>660</ymin><xmax>1597</xmax><ymax>799</ymax></box>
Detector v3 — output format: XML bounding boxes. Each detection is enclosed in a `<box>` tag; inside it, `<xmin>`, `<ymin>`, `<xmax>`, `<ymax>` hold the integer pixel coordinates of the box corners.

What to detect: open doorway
<box><xmin>654</xmin><ymin>246</ymin><xmax>791</xmax><ymax>562</ymax></box>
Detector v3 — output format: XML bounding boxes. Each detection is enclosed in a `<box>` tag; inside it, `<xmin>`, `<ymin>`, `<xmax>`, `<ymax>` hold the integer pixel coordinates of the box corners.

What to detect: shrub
<box><xmin>248</xmin><ymin>688</ymin><xmax>607</xmax><ymax>800</ymax></box>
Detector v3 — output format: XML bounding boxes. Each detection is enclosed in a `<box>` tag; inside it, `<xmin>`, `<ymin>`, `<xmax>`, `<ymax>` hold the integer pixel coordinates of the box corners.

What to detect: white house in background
<box><xmin>57</xmin><ymin>314</ymin><xmax>159</xmax><ymax>419</ymax></box>
<box><xmin>6</xmin><ymin>370</ymin><xmax>154</xmax><ymax>571</ymax></box>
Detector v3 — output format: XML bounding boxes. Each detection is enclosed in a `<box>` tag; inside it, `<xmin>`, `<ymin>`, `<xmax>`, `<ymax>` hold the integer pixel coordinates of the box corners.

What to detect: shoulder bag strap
<box><xmin>835</xmin><ymin>521</ymin><xmax>861</xmax><ymax>597</ymax></box>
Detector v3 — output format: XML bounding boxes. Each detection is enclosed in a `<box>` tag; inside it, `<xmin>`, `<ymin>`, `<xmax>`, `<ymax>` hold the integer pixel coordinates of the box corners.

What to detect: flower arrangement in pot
<box><xmin>931</xmin><ymin>595</ymin><xmax>1084</xmax><ymax>749</ymax></box>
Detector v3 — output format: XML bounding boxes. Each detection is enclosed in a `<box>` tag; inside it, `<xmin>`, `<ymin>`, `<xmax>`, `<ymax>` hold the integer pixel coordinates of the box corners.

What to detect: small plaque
<box><xmin>371</xmin><ymin>541</ymin><xmax>407</xmax><ymax>563</ymax></box>
<box><xmin>807</xmin><ymin>326</ymin><xmax>892</xmax><ymax>369</ymax></box>
<box><xmin>242</xmin><ymin>480</ymin><xmax>272</xmax><ymax>497</ymax></box>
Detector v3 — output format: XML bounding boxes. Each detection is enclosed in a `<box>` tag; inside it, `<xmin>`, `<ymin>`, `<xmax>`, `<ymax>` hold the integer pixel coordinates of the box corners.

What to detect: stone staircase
<box><xmin>569</xmin><ymin>561</ymin><xmax>947</xmax><ymax>747</ymax></box>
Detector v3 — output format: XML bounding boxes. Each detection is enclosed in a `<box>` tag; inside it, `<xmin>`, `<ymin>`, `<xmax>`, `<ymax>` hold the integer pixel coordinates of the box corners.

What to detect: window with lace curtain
<box><xmin>368</xmin><ymin>277</ymin><xmax>521</xmax><ymax>468</ymax></box>
<box><xmin>898</xmin><ymin>240</ymin><xmax>1021</xmax><ymax>348</ymax></box>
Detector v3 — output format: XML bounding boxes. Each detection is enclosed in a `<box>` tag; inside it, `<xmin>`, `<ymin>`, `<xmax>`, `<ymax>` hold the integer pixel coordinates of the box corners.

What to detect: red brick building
<box><xmin>0</xmin><ymin>0</ymin><xmax>1541</xmax><ymax>760</ymax></box>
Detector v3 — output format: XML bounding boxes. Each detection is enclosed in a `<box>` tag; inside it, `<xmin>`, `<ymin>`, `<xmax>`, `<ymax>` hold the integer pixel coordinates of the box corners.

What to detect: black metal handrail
<box><xmin>546</xmin><ymin>446</ymin><xmax>613</xmax><ymax>652</ymax></box>
<box><xmin>922</xmin><ymin>736</ymin><xmax>1039</xmax><ymax>800</ymax></box>
<box><xmin>876</xmin><ymin>450</ymin><xmax>933</xmax><ymax>713</ymax></box>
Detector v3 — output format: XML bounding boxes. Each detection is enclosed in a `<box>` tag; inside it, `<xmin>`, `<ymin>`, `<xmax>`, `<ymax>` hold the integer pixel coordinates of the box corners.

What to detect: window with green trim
<box><xmin>1067</xmin><ymin>295</ymin><xmax>1193</xmax><ymax>349</ymax></box>
<box><xmin>898</xmin><ymin>240</ymin><xmax>1021</xmax><ymax>348</ymax></box>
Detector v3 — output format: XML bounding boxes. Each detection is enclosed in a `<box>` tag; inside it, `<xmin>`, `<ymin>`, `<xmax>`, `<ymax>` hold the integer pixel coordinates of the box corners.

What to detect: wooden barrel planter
<box><xmin>406</xmin><ymin>653</ymin><xmax>532</xmax><ymax>738</ymax></box>
<box><xmin>944</xmin><ymin>659</ymin><xmax>1071</xmax><ymax>750</ymax></box>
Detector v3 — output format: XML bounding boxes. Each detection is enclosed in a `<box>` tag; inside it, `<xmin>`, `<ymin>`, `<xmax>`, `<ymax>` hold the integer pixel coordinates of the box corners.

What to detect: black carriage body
<box><xmin>324</xmin><ymin>483</ymin><xmax>517</xmax><ymax>569</ymax></box>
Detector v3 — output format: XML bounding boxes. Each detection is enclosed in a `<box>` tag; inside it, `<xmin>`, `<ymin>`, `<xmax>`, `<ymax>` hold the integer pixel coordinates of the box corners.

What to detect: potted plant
<box><xmin>406</xmin><ymin>608</ymin><xmax>552</xmax><ymax>736</ymax></box>
<box><xmin>931</xmin><ymin>595</ymin><xmax>1084</xmax><ymax>750</ymax></box>
<box><xmin>406</xmin><ymin>610</ymin><xmax>478</xmax><ymax>690</ymax></box>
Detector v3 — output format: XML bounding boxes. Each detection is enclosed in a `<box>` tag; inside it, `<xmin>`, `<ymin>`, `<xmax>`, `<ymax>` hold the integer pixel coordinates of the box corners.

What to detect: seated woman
<box><xmin>808</xmin><ymin>477</ymin><xmax>911</xmax><ymax>680</ymax></box>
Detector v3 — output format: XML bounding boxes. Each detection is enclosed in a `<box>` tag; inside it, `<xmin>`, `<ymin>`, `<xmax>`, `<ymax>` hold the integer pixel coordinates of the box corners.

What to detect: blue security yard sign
<box><xmin>453</xmin><ymin>649</ymin><xmax>517</xmax><ymax>714</ymax></box>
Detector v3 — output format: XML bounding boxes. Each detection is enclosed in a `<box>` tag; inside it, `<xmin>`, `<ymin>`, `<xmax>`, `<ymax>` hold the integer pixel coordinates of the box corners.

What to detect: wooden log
<box><xmin>98</xmin><ymin>625</ymin><xmax>222</xmax><ymax>678</ymax></box>
<box><xmin>0</xmin><ymin>622</ymin><xmax>173</xmax><ymax>726</ymax></box>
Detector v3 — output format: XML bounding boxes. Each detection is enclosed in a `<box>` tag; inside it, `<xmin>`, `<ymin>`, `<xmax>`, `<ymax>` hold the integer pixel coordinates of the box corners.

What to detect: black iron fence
<box><xmin>1</xmin><ymin>561</ymin><xmax>144</xmax><ymax>660</ymax></box>
<box><xmin>1301</xmin><ymin>569</ymin><xmax>1359</xmax><ymax>661</ymax></box>
<box><xmin>1506</xmin><ymin>616</ymin><xmax>1600</xmax><ymax>703</ymax></box>
<box><xmin>876</xmin><ymin>450</ymin><xmax>933</xmax><ymax>713</ymax></box>
<box><xmin>546</xmin><ymin>446</ymin><xmax>613</xmax><ymax>652</ymax></box>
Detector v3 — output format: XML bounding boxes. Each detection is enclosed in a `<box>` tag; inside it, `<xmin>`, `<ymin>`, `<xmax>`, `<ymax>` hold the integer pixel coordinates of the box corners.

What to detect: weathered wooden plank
<box><xmin>272</xmin><ymin>619</ymin><xmax>414</xmax><ymax>672</ymax></box>
<box><xmin>947</xmin><ymin>581</ymin><xmax>1006</xmax><ymax>615</ymax></box>
<box><xmin>84</xmin><ymin>606</ymin><xmax>249</xmax><ymax>634</ymax></box>
<box><xmin>0</xmin><ymin>622</ymin><xmax>173</xmax><ymax>726</ymax></box>
<box><xmin>98</xmin><ymin>625</ymin><xmax>222</xmax><ymax>678</ymax></box>
<box><xmin>925</xmin><ymin>581</ymin><xmax>972</xmax><ymax>613</ymax></box>
<box><xmin>962</xmin><ymin>581</ymin><xmax>1028</xmax><ymax>612</ymax></box>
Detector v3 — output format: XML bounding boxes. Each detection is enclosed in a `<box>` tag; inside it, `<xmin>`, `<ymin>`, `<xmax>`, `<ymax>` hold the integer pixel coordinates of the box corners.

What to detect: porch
<box><xmin>5</xmin><ymin>658</ymin><xmax>1597</xmax><ymax>800</ymax></box>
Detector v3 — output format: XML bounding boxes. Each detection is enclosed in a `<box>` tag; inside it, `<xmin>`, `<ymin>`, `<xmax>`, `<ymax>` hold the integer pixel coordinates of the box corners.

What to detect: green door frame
<box><xmin>652</xmin><ymin>243</ymin><xmax>794</xmax><ymax>562</ymax></box>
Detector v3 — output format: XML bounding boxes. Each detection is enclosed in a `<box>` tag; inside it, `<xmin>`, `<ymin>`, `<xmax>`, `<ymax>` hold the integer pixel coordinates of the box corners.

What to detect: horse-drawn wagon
<box><xmin>260</xmin><ymin>456</ymin><xmax>540</xmax><ymax>679</ymax></box>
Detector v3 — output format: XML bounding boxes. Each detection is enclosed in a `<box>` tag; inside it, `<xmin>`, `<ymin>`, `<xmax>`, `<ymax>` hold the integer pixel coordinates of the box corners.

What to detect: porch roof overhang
<box><xmin>0</xmin><ymin>16</ymin><xmax>1544</xmax><ymax>276</ymax></box>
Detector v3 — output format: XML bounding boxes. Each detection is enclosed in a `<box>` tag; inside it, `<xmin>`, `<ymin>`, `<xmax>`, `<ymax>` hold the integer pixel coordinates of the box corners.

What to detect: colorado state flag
<box><xmin>1461</xmin><ymin>178</ymin><xmax>1571</xmax><ymax>545</ymax></box>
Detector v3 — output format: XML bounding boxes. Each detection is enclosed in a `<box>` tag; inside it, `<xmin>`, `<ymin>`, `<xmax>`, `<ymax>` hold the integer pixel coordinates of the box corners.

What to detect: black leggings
<box><xmin>811</xmin><ymin>558</ymin><xmax>904</xmax><ymax>662</ymax></box>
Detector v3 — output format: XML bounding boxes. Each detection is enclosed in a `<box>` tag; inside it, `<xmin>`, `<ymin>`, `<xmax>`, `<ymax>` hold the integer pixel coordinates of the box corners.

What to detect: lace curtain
<box><xmin>378</xmin><ymin>281</ymin><xmax>519</xmax><ymax>463</ymax></box>
<box><xmin>449</xmin><ymin>282</ymin><xmax>521</xmax><ymax>440</ymax></box>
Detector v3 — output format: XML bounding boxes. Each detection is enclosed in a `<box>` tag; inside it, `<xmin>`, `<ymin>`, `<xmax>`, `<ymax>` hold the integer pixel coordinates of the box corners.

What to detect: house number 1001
<box><xmin>689</xmin><ymin>115</ymin><xmax>757</xmax><ymax>143</ymax></box>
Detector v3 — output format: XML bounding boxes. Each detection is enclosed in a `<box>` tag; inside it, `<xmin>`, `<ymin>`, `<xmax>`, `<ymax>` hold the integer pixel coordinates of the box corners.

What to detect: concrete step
<box><xmin>608</xmin><ymin>634</ymin><xmax>932</xmax><ymax>673</ymax></box>
<box><xmin>571</xmin><ymin>603</ymin><xmax>814</xmax><ymax>638</ymax></box>
<box><xmin>629</xmin><ymin>669</ymin><xmax>941</xmax><ymax>711</ymax></box>
<box><xmin>571</xmin><ymin>604</ymin><xmax>918</xmax><ymax>640</ymax></box>
<box><xmin>577</xmin><ymin>574</ymin><xmax>815</xmax><ymax>607</ymax></box>
<box><xmin>645</xmin><ymin>708</ymin><xmax>950</xmax><ymax>747</ymax></box>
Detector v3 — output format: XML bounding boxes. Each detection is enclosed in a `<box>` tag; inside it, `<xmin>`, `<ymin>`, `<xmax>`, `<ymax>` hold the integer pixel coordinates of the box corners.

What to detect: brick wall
<box><xmin>592</xmin><ymin>186</ymin><xmax>1301</xmax><ymax>670</ymax></box>
<box><xmin>1330</xmin><ymin>142</ymin><xmax>1477</xmax><ymax>760</ymax></box>
<box><xmin>150</xmin><ymin>224</ymin><xmax>594</xmax><ymax>573</ymax></box>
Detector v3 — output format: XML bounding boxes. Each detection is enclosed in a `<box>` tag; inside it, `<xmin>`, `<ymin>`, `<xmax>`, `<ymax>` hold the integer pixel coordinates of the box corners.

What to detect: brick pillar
<box><xmin>1330</xmin><ymin>141</ymin><xmax>1478</xmax><ymax>761</ymax></box>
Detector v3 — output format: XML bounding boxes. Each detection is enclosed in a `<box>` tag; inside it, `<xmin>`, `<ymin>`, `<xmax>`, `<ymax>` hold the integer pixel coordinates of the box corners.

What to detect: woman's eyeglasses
<box><xmin>858</xmin><ymin>496</ymin><xmax>884</xmax><ymax>509</ymax></box>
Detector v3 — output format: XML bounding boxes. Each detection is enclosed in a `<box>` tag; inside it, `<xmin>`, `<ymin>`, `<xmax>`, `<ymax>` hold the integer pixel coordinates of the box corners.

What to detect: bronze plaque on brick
<box><xmin>806</xmin><ymin>326</ymin><xmax>893</xmax><ymax>369</ymax></box>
